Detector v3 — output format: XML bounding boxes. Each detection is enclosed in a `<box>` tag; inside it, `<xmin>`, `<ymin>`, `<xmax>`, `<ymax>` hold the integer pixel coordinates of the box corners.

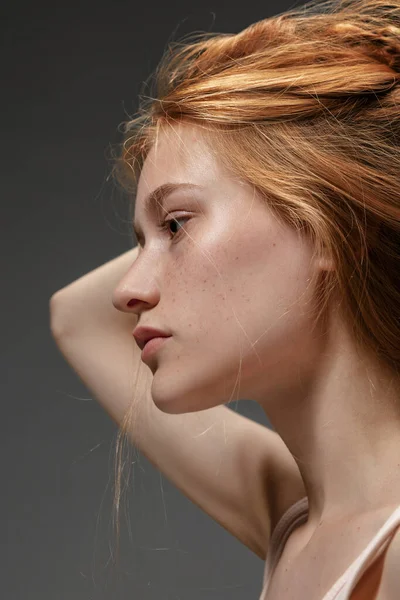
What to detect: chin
<box><xmin>150</xmin><ymin>387</ymin><xmax>186</xmax><ymax>414</ymax></box>
<box><xmin>150</xmin><ymin>388</ymin><xmax>210</xmax><ymax>415</ymax></box>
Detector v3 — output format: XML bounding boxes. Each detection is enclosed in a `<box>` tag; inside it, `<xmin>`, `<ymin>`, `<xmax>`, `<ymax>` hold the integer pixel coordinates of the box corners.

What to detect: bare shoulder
<box><xmin>375</xmin><ymin>525</ymin><xmax>400</xmax><ymax>600</ymax></box>
<box><xmin>350</xmin><ymin>516</ymin><xmax>400</xmax><ymax>600</ymax></box>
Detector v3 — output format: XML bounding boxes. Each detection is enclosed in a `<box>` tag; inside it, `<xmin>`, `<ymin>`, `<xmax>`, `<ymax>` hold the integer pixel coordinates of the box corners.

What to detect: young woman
<box><xmin>50</xmin><ymin>0</ymin><xmax>400</xmax><ymax>598</ymax></box>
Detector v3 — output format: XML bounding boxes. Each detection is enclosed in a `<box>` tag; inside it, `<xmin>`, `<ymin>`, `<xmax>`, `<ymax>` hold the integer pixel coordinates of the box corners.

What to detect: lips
<box><xmin>132</xmin><ymin>326</ymin><xmax>171</xmax><ymax>351</ymax></box>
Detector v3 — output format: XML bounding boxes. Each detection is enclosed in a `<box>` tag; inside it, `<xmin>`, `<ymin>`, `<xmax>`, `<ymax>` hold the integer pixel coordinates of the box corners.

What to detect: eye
<box><xmin>160</xmin><ymin>215</ymin><xmax>190</xmax><ymax>240</ymax></box>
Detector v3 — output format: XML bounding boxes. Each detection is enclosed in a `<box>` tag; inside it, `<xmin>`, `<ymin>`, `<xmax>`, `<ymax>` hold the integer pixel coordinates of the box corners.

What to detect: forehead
<box><xmin>136</xmin><ymin>123</ymin><xmax>220</xmax><ymax>201</ymax></box>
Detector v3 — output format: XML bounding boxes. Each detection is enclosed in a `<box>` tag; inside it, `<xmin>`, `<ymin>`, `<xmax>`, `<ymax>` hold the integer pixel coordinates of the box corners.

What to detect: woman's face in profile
<box><xmin>114</xmin><ymin>122</ymin><xmax>328</xmax><ymax>414</ymax></box>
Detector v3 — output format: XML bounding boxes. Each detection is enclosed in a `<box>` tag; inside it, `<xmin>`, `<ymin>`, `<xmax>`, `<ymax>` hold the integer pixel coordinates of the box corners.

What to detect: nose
<box><xmin>112</xmin><ymin>265</ymin><xmax>160</xmax><ymax>315</ymax></box>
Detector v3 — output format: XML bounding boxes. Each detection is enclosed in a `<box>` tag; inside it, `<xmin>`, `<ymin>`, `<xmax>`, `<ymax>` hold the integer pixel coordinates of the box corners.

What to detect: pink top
<box><xmin>259</xmin><ymin>496</ymin><xmax>400</xmax><ymax>600</ymax></box>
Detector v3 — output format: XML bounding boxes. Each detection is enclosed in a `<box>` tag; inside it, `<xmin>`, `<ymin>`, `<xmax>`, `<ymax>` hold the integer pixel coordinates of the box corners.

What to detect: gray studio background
<box><xmin>2</xmin><ymin>0</ymin><xmax>294</xmax><ymax>598</ymax></box>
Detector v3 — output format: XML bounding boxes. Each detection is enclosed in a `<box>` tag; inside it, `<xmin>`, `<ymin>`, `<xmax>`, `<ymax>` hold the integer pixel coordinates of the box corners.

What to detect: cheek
<box><xmin>167</xmin><ymin>229</ymin><xmax>314</xmax><ymax>351</ymax></box>
<box><xmin>159</xmin><ymin>237</ymin><xmax>318</xmax><ymax>405</ymax></box>
<box><xmin>209</xmin><ymin>237</ymin><xmax>316</xmax><ymax>352</ymax></box>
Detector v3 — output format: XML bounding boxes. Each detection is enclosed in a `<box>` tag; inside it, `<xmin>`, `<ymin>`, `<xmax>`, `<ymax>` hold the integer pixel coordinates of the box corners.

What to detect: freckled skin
<box><xmin>113</xmin><ymin>122</ymin><xmax>328</xmax><ymax>415</ymax></box>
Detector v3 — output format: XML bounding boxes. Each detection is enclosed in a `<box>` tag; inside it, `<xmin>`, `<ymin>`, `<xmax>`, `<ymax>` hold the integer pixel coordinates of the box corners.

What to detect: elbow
<box><xmin>49</xmin><ymin>293</ymin><xmax>68</xmax><ymax>339</ymax></box>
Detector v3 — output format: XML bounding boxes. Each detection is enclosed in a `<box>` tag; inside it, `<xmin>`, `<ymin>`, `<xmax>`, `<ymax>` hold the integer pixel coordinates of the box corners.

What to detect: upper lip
<box><xmin>133</xmin><ymin>326</ymin><xmax>171</xmax><ymax>350</ymax></box>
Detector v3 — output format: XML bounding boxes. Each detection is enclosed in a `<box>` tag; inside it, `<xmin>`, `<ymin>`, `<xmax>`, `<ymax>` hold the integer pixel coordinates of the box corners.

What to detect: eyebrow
<box><xmin>132</xmin><ymin>182</ymin><xmax>204</xmax><ymax>242</ymax></box>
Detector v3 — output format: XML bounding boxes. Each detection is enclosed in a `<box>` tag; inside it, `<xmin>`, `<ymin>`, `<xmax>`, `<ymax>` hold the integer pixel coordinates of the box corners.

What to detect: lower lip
<box><xmin>141</xmin><ymin>337</ymin><xmax>171</xmax><ymax>361</ymax></box>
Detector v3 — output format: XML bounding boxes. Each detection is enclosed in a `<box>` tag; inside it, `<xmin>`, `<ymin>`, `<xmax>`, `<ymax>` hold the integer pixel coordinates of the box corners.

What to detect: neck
<box><xmin>259</xmin><ymin>307</ymin><xmax>400</xmax><ymax>529</ymax></box>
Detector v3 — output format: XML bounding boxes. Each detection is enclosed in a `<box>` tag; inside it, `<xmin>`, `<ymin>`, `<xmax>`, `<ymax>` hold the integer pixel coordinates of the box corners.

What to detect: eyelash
<box><xmin>160</xmin><ymin>215</ymin><xmax>190</xmax><ymax>240</ymax></box>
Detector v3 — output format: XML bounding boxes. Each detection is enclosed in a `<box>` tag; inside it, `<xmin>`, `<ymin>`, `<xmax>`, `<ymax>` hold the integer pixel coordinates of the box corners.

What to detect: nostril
<box><xmin>127</xmin><ymin>299</ymin><xmax>139</xmax><ymax>307</ymax></box>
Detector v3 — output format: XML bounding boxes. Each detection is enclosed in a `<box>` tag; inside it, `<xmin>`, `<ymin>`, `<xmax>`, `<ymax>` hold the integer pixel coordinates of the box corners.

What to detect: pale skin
<box><xmin>112</xmin><ymin>122</ymin><xmax>400</xmax><ymax>558</ymax></box>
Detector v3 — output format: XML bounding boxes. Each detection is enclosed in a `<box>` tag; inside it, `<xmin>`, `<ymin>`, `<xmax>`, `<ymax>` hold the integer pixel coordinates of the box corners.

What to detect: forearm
<box><xmin>50</xmin><ymin>246</ymin><xmax>139</xmax><ymax>339</ymax></box>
